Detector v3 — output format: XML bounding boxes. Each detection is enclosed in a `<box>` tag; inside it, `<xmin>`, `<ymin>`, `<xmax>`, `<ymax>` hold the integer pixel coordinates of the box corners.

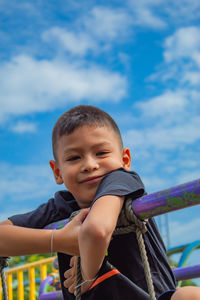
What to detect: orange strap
<box><xmin>89</xmin><ymin>269</ymin><xmax>120</xmax><ymax>290</ymax></box>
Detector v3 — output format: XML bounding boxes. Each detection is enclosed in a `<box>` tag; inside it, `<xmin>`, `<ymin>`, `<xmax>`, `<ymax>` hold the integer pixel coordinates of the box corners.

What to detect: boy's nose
<box><xmin>81</xmin><ymin>156</ymin><xmax>99</xmax><ymax>172</ymax></box>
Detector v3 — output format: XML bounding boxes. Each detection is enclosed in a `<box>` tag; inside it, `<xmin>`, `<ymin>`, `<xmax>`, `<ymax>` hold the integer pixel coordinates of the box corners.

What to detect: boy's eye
<box><xmin>96</xmin><ymin>151</ymin><xmax>109</xmax><ymax>156</ymax></box>
<box><xmin>66</xmin><ymin>156</ymin><xmax>80</xmax><ymax>161</ymax></box>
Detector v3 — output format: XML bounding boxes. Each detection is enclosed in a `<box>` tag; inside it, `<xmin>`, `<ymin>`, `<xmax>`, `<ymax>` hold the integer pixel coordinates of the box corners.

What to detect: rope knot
<box><xmin>0</xmin><ymin>257</ymin><xmax>9</xmax><ymax>271</ymax></box>
<box><xmin>125</xmin><ymin>198</ymin><xmax>147</xmax><ymax>233</ymax></box>
<box><xmin>72</xmin><ymin>198</ymin><xmax>156</xmax><ymax>300</ymax></box>
<box><xmin>114</xmin><ymin>197</ymin><xmax>147</xmax><ymax>235</ymax></box>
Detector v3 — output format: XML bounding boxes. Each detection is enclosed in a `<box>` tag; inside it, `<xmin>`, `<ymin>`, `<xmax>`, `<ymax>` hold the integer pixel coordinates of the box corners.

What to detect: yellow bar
<box><xmin>0</xmin><ymin>278</ymin><xmax>2</xmax><ymax>300</ymax></box>
<box><xmin>29</xmin><ymin>267</ymin><xmax>35</xmax><ymax>300</ymax></box>
<box><xmin>3</xmin><ymin>256</ymin><xmax>56</xmax><ymax>300</ymax></box>
<box><xmin>5</xmin><ymin>256</ymin><xmax>56</xmax><ymax>274</ymax></box>
<box><xmin>18</xmin><ymin>270</ymin><xmax>24</xmax><ymax>300</ymax></box>
<box><xmin>40</xmin><ymin>264</ymin><xmax>47</xmax><ymax>281</ymax></box>
<box><xmin>7</xmin><ymin>273</ymin><xmax>13</xmax><ymax>300</ymax></box>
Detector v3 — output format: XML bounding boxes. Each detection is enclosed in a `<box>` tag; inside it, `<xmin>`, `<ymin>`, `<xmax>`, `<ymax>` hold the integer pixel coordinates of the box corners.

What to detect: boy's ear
<box><xmin>122</xmin><ymin>148</ymin><xmax>131</xmax><ymax>171</ymax></box>
<box><xmin>49</xmin><ymin>160</ymin><xmax>64</xmax><ymax>185</ymax></box>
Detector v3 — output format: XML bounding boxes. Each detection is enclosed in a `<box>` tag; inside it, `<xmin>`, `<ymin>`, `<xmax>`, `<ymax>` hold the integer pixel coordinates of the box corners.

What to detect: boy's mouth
<box><xmin>80</xmin><ymin>175</ymin><xmax>104</xmax><ymax>184</ymax></box>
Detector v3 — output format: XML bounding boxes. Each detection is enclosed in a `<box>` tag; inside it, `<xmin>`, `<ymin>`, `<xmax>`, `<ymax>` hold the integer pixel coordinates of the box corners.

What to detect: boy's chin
<box><xmin>77</xmin><ymin>199</ymin><xmax>93</xmax><ymax>209</ymax></box>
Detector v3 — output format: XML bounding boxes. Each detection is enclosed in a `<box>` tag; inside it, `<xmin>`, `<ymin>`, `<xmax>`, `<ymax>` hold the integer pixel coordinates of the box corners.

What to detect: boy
<box><xmin>0</xmin><ymin>105</ymin><xmax>199</xmax><ymax>300</ymax></box>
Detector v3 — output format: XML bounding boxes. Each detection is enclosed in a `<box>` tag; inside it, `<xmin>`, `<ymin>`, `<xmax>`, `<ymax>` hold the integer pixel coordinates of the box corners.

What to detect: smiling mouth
<box><xmin>80</xmin><ymin>175</ymin><xmax>104</xmax><ymax>184</ymax></box>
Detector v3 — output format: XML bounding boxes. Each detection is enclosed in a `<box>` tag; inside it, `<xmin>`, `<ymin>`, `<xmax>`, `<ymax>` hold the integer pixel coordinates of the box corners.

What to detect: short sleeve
<box><xmin>8</xmin><ymin>198</ymin><xmax>60</xmax><ymax>228</ymax></box>
<box><xmin>8</xmin><ymin>190</ymin><xmax>79</xmax><ymax>229</ymax></box>
<box><xmin>93</xmin><ymin>168</ymin><xmax>145</xmax><ymax>204</ymax></box>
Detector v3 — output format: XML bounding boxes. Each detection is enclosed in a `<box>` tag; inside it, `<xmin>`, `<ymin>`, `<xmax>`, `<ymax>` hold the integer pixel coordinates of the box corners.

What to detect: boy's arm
<box><xmin>0</xmin><ymin>220</ymin><xmax>53</xmax><ymax>256</ymax></box>
<box><xmin>78</xmin><ymin>195</ymin><xmax>124</xmax><ymax>287</ymax></box>
<box><xmin>0</xmin><ymin>209</ymin><xmax>88</xmax><ymax>257</ymax></box>
<box><xmin>0</xmin><ymin>219</ymin><xmax>13</xmax><ymax>225</ymax></box>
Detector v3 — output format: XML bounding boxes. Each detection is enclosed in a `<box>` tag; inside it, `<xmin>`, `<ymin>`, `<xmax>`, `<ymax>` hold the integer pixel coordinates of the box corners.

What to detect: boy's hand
<box><xmin>64</xmin><ymin>256</ymin><xmax>78</xmax><ymax>294</ymax></box>
<box><xmin>56</xmin><ymin>209</ymin><xmax>89</xmax><ymax>256</ymax></box>
<box><xmin>64</xmin><ymin>256</ymin><xmax>96</xmax><ymax>295</ymax></box>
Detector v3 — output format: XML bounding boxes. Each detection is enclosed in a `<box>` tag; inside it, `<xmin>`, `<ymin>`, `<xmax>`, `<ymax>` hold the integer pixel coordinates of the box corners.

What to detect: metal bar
<box><xmin>0</xmin><ymin>279</ymin><xmax>2</xmax><ymax>300</ymax></box>
<box><xmin>5</xmin><ymin>257</ymin><xmax>55</xmax><ymax>274</ymax></box>
<box><xmin>173</xmin><ymin>265</ymin><xmax>200</xmax><ymax>281</ymax></box>
<box><xmin>167</xmin><ymin>241</ymin><xmax>200</xmax><ymax>256</ymax></box>
<box><xmin>17</xmin><ymin>270</ymin><xmax>24</xmax><ymax>300</ymax></box>
<box><xmin>40</xmin><ymin>264</ymin><xmax>47</xmax><ymax>282</ymax></box>
<box><xmin>29</xmin><ymin>267</ymin><xmax>36</xmax><ymax>300</ymax></box>
<box><xmin>133</xmin><ymin>178</ymin><xmax>200</xmax><ymax>219</ymax></box>
<box><xmin>7</xmin><ymin>274</ymin><xmax>12</xmax><ymax>300</ymax></box>
<box><xmin>3</xmin><ymin>257</ymin><xmax>55</xmax><ymax>300</ymax></box>
<box><xmin>45</xmin><ymin>178</ymin><xmax>200</xmax><ymax>230</ymax></box>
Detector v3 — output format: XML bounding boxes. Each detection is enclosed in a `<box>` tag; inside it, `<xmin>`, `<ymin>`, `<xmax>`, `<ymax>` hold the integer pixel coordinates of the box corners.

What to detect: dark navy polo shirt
<box><xmin>9</xmin><ymin>168</ymin><xmax>176</xmax><ymax>299</ymax></box>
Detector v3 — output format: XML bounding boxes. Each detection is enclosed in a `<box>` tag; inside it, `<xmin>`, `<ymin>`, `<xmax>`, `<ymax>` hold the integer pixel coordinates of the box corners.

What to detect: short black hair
<box><xmin>52</xmin><ymin>105</ymin><xmax>123</xmax><ymax>160</ymax></box>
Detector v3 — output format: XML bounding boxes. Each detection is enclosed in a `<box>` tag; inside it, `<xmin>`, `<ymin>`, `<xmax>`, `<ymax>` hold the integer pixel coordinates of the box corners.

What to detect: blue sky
<box><xmin>0</xmin><ymin>0</ymin><xmax>200</xmax><ymax>265</ymax></box>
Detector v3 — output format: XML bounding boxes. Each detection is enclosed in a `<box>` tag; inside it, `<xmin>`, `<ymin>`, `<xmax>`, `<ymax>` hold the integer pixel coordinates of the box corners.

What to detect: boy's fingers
<box><xmin>64</xmin><ymin>277</ymin><xmax>74</xmax><ymax>288</ymax></box>
<box><xmin>68</xmin><ymin>283</ymin><xmax>75</xmax><ymax>294</ymax></box>
<box><xmin>64</xmin><ymin>268</ymin><xmax>73</xmax><ymax>278</ymax></box>
<box><xmin>64</xmin><ymin>277</ymin><xmax>76</xmax><ymax>293</ymax></box>
<box><xmin>69</xmin><ymin>256</ymin><xmax>75</xmax><ymax>267</ymax></box>
<box><xmin>75</xmin><ymin>208</ymin><xmax>90</xmax><ymax>223</ymax></box>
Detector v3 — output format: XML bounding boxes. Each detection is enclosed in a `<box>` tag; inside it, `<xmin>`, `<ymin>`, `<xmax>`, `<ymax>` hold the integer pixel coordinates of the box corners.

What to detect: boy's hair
<box><xmin>52</xmin><ymin>105</ymin><xmax>123</xmax><ymax>160</ymax></box>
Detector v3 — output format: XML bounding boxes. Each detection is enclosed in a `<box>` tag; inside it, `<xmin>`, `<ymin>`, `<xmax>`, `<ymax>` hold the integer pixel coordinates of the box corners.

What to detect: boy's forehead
<box><xmin>67</xmin><ymin>124</ymin><xmax>116</xmax><ymax>137</ymax></box>
<box><xmin>58</xmin><ymin>124</ymin><xmax>121</xmax><ymax>148</ymax></box>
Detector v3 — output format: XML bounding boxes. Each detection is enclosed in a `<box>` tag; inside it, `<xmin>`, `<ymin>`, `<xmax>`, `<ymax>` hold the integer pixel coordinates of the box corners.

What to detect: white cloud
<box><xmin>148</xmin><ymin>26</ymin><xmax>200</xmax><ymax>87</ymax></box>
<box><xmin>164</xmin><ymin>27</ymin><xmax>200</xmax><ymax>64</ymax></box>
<box><xmin>123</xmin><ymin>85</ymin><xmax>199</xmax><ymax>190</ymax></box>
<box><xmin>42</xmin><ymin>27</ymin><xmax>97</xmax><ymax>56</ymax></box>
<box><xmin>10</xmin><ymin>121</ymin><xmax>37</xmax><ymax>133</ymax></box>
<box><xmin>0</xmin><ymin>162</ymin><xmax>58</xmax><ymax>203</ymax></box>
<box><xmin>125</xmin><ymin>86</ymin><xmax>199</xmax><ymax>151</ymax></box>
<box><xmin>0</xmin><ymin>54</ymin><xmax>127</xmax><ymax>123</ymax></box>
<box><xmin>181</xmin><ymin>71</ymin><xmax>200</xmax><ymax>86</ymax></box>
<box><xmin>135</xmin><ymin>90</ymin><xmax>187</xmax><ymax>118</ymax></box>
<box><xmin>165</xmin><ymin>0</ymin><xmax>200</xmax><ymax>23</ymax></box>
<box><xmin>130</xmin><ymin>2</ymin><xmax>167</xmax><ymax>29</ymax></box>
<box><xmin>83</xmin><ymin>6</ymin><xmax>132</xmax><ymax>41</ymax></box>
<box><xmin>125</xmin><ymin>116</ymin><xmax>200</xmax><ymax>150</ymax></box>
<box><xmin>133</xmin><ymin>26</ymin><xmax>200</xmax><ymax>167</ymax></box>
<box><xmin>128</xmin><ymin>0</ymin><xmax>200</xmax><ymax>28</ymax></box>
<box><xmin>42</xmin><ymin>7</ymin><xmax>132</xmax><ymax>57</ymax></box>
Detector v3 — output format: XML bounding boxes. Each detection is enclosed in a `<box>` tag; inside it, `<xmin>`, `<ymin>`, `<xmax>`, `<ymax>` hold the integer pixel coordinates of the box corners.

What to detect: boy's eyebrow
<box><xmin>63</xmin><ymin>141</ymin><xmax>112</xmax><ymax>154</ymax></box>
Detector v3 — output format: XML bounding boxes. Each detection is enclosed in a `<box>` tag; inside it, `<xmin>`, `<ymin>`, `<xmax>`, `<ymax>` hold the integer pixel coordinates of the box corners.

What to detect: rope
<box><xmin>113</xmin><ymin>198</ymin><xmax>156</xmax><ymax>300</ymax></box>
<box><xmin>0</xmin><ymin>257</ymin><xmax>9</xmax><ymax>300</ymax></box>
<box><xmin>75</xmin><ymin>257</ymin><xmax>82</xmax><ymax>300</ymax></box>
<box><xmin>74</xmin><ymin>197</ymin><xmax>156</xmax><ymax>300</ymax></box>
<box><xmin>68</xmin><ymin>211</ymin><xmax>83</xmax><ymax>300</ymax></box>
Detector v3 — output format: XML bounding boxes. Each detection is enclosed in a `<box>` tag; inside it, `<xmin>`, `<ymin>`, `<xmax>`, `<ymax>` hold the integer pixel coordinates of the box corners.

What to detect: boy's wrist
<box><xmin>76</xmin><ymin>275</ymin><xmax>97</xmax><ymax>295</ymax></box>
<box><xmin>80</xmin><ymin>264</ymin><xmax>98</xmax><ymax>285</ymax></box>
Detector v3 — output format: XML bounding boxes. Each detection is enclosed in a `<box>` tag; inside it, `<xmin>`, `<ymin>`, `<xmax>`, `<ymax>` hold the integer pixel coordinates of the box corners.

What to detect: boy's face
<box><xmin>50</xmin><ymin>125</ymin><xmax>131</xmax><ymax>208</ymax></box>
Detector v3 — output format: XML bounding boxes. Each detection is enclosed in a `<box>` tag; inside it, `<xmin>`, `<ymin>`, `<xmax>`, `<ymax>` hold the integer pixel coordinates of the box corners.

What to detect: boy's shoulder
<box><xmin>102</xmin><ymin>168</ymin><xmax>144</xmax><ymax>188</ymax></box>
<box><xmin>9</xmin><ymin>190</ymin><xmax>79</xmax><ymax>229</ymax></box>
<box><xmin>93</xmin><ymin>168</ymin><xmax>145</xmax><ymax>205</ymax></box>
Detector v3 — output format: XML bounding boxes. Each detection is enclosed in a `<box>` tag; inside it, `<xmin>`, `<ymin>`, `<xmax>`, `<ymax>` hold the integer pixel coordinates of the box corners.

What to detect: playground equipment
<box><xmin>1</xmin><ymin>178</ymin><xmax>200</xmax><ymax>300</ymax></box>
<box><xmin>38</xmin><ymin>271</ymin><xmax>63</xmax><ymax>300</ymax></box>
<box><xmin>37</xmin><ymin>255</ymin><xmax>200</xmax><ymax>300</ymax></box>
<box><xmin>45</xmin><ymin>178</ymin><xmax>200</xmax><ymax>230</ymax></box>
<box><xmin>167</xmin><ymin>241</ymin><xmax>200</xmax><ymax>268</ymax></box>
<box><xmin>173</xmin><ymin>265</ymin><xmax>200</xmax><ymax>281</ymax></box>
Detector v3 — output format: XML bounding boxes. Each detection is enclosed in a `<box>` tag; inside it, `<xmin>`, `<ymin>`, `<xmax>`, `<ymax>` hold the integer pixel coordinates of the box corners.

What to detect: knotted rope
<box><xmin>0</xmin><ymin>257</ymin><xmax>9</xmax><ymax>300</ymax></box>
<box><xmin>114</xmin><ymin>198</ymin><xmax>156</xmax><ymax>300</ymax></box>
<box><xmin>75</xmin><ymin>198</ymin><xmax>156</xmax><ymax>300</ymax></box>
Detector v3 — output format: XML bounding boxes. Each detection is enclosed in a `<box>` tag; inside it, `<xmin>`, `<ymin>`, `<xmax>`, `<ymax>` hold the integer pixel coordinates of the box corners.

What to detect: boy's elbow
<box><xmin>80</xmin><ymin>221</ymin><xmax>112</xmax><ymax>244</ymax></box>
